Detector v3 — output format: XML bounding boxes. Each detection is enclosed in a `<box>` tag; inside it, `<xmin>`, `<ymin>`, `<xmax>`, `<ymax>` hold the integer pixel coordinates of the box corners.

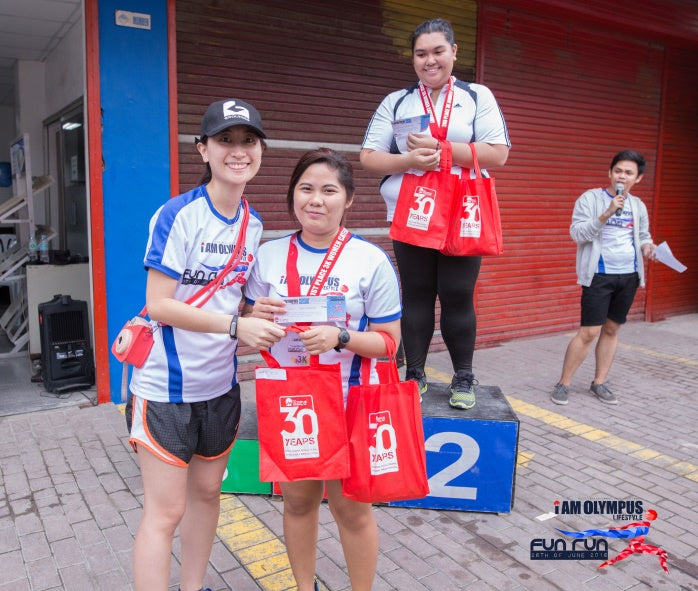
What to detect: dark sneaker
<box><xmin>405</xmin><ymin>367</ymin><xmax>428</xmax><ymax>402</ymax></box>
<box><xmin>314</xmin><ymin>578</ymin><xmax>320</xmax><ymax>591</ymax></box>
<box><xmin>449</xmin><ymin>371</ymin><xmax>477</xmax><ymax>409</ymax></box>
<box><xmin>551</xmin><ymin>383</ymin><xmax>569</xmax><ymax>405</ymax></box>
<box><xmin>590</xmin><ymin>382</ymin><xmax>618</xmax><ymax>405</ymax></box>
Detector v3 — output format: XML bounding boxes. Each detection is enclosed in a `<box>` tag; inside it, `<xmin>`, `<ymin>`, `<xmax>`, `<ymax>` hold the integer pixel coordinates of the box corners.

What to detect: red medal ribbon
<box><xmin>285</xmin><ymin>227</ymin><xmax>351</xmax><ymax>297</ymax></box>
<box><xmin>418</xmin><ymin>76</ymin><xmax>455</xmax><ymax>141</ymax></box>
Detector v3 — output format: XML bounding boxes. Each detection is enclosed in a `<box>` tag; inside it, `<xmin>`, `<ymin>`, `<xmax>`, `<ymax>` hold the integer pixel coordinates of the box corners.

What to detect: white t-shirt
<box><xmin>599</xmin><ymin>189</ymin><xmax>636</xmax><ymax>274</ymax></box>
<box><xmin>362</xmin><ymin>77</ymin><xmax>511</xmax><ymax>220</ymax></box>
<box><xmin>129</xmin><ymin>185</ymin><xmax>263</xmax><ymax>403</ymax></box>
<box><xmin>245</xmin><ymin>232</ymin><xmax>402</xmax><ymax>398</ymax></box>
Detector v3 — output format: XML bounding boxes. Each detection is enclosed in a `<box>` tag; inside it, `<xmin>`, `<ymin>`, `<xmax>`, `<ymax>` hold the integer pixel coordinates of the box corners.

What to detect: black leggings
<box><xmin>393</xmin><ymin>240</ymin><xmax>481</xmax><ymax>373</ymax></box>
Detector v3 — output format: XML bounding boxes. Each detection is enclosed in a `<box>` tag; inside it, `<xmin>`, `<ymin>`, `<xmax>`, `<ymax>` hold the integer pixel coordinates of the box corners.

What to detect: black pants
<box><xmin>393</xmin><ymin>240</ymin><xmax>481</xmax><ymax>373</ymax></box>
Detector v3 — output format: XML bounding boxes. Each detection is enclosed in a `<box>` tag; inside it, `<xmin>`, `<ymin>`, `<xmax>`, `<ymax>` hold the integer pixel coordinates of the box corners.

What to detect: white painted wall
<box><xmin>44</xmin><ymin>17</ymin><xmax>85</xmax><ymax>235</ymax></box>
<box><xmin>15</xmin><ymin>60</ymin><xmax>47</xmax><ymax>225</ymax></box>
<box><xmin>11</xmin><ymin>15</ymin><xmax>84</xmax><ymax>227</ymax></box>
<box><xmin>45</xmin><ymin>19</ymin><xmax>84</xmax><ymax>118</ymax></box>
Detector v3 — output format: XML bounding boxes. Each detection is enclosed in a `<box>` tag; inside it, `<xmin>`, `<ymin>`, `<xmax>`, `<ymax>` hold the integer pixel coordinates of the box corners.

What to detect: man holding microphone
<box><xmin>551</xmin><ymin>150</ymin><xmax>656</xmax><ymax>406</ymax></box>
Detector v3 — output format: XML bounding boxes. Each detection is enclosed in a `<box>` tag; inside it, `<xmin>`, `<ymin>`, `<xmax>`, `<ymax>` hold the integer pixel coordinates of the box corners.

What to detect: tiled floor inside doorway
<box><xmin>0</xmin><ymin>333</ymin><xmax>97</xmax><ymax>417</ymax></box>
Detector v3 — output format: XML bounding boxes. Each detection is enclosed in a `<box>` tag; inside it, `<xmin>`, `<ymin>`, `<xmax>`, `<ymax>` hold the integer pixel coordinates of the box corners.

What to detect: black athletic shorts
<box><xmin>581</xmin><ymin>272</ymin><xmax>639</xmax><ymax>327</ymax></box>
<box><xmin>125</xmin><ymin>385</ymin><xmax>241</xmax><ymax>466</ymax></box>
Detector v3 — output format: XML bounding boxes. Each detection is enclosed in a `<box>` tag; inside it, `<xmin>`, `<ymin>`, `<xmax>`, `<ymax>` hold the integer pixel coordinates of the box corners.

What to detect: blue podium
<box><xmin>223</xmin><ymin>382</ymin><xmax>519</xmax><ymax>514</ymax></box>
<box><xmin>390</xmin><ymin>383</ymin><xmax>518</xmax><ymax>513</ymax></box>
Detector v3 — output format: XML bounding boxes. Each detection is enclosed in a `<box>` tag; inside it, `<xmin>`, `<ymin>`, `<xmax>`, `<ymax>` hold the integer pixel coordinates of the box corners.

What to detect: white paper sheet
<box><xmin>654</xmin><ymin>241</ymin><xmax>687</xmax><ymax>273</ymax></box>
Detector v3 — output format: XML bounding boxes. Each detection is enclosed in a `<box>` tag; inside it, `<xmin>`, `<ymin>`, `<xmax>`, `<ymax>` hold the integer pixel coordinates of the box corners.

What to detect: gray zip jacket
<box><xmin>570</xmin><ymin>188</ymin><xmax>652</xmax><ymax>287</ymax></box>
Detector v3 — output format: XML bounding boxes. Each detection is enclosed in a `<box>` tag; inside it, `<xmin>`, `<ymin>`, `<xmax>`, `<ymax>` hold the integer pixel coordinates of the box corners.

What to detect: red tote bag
<box><xmin>342</xmin><ymin>334</ymin><xmax>429</xmax><ymax>503</ymax></box>
<box><xmin>389</xmin><ymin>141</ymin><xmax>456</xmax><ymax>251</ymax></box>
<box><xmin>255</xmin><ymin>350</ymin><xmax>350</xmax><ymax>483</ymax></box>
<box><xmin>441</xmin><ymin>143</ymin><xmax>503</xmax><ymax>256</ymax></box>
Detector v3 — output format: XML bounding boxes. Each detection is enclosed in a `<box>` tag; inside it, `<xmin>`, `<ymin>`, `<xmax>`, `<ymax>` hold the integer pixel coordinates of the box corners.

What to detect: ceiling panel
<box><xmin>0</xmin><ymin>0</ymin><xmax>81</xmax><ymax>107</ymax></box>
<box><xmin>0</xmin><ymin>0</ymin><xmax>78</xmax><ymax>21</ymax></box>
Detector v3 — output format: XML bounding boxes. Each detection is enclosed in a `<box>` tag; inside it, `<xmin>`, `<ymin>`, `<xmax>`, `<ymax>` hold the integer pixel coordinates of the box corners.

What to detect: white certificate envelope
<box><xmin>392</xmin><ymin>113</ymin><xmax>430</xmax><ymax>139</ymax></box>
<box><xmin>392</xmin><ymin>113</ymin><xmax>431</xmax><ymax>170</ymax></box>
<box><xmin>275</xmin><ymin>295</ymin><xmax>347</xmax><ymax>324</ymax></box>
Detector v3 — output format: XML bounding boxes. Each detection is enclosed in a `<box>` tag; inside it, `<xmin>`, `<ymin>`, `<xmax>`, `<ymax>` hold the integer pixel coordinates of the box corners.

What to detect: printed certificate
<box><xmin>275</xmin><ymin>295</ymin><xmax>346</xmax><ymax>324</ymax></box>
<box><xmin>392</xmin><ymin>113</ymin><xmax>430</xmax><ymax>137</ymax></box>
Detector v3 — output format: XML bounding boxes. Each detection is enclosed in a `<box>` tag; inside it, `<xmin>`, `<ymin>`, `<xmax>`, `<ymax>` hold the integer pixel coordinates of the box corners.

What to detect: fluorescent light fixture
<box><xmin>62</xmin><ymin>122</ymin><xmax>82</xmax><ymax>130</ymax></box>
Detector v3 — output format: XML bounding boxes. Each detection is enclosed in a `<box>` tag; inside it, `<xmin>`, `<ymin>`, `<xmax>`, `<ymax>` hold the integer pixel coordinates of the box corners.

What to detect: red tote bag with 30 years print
<box><xmin>389</xmin><ymin>141</ymin><xmax>456</xmax><ymax>250</ymax></box>
<box><xmin>255</xmin><ymin>349</ymin><xmax>350</xmax><ymax>483</ymax></box>
<box><xmin>342</xmin><ymin>334</ymin><xmax>429</xmax><ymax>503</ymax></box>
<box><xmin>440</xmin><ymin>143</ymin><xmax>503</xmax><ymax>256</ymax></box>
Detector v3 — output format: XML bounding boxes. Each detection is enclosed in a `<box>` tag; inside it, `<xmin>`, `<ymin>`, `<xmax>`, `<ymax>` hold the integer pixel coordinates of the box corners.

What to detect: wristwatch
<box><xmin>334</xmin><ymin>328</ymin><xmax>350</xmax><ymax>352</ymax></box>
<box><xmin>229</xmin><ymin>315</ymin><xmax>239</xmax><ymax>340</ymax></box>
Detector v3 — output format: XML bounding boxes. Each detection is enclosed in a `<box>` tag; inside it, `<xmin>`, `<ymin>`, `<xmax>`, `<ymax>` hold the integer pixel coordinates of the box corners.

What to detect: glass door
<box><xmin>59</xmin><ymin>103</ymin><xmax>88</xmax><ymax>259</ymax></box>
<box><xmin>44</xmin><ymin>99</ymin><xmax>88</xmax><ymax>261</ymax></box>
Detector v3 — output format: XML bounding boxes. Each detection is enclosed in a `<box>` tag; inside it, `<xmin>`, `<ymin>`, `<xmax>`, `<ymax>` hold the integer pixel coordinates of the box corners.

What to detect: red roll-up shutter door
<box><xmin>646</xmin><ymin>47</ymin><xmax>698</xmax><ymax>320</ymax></box>
<box><xmin>175</xmin><ymin>1</ymin><xmax>476</xmax><ymax>234</ymax></box>
<box><xmin>476</xmin><ymin>4</ymin><xmax>664</xmax><ymax>343</ymax></box>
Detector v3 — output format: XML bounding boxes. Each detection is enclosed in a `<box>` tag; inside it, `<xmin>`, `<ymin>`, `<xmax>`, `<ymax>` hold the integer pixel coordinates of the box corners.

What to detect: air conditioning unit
<box><xmin>38</xmin><ymin>294</ymin><xmax>95</xmax><ymax>393</ymax></box>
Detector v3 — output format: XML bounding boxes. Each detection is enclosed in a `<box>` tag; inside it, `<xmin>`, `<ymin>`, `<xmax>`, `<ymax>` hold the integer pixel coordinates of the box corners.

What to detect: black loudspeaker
<box><xmin>38</xmin><ymin>294</ymin><xmax>95</xmax><ymax>393</ymax></box>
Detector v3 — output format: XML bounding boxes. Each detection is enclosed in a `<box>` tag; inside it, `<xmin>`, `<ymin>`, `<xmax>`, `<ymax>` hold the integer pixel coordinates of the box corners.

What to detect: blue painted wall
<box><xmin>99</xmin><ymin>1</ymin><xmax>170</xmax><ymax>401</ymax></box>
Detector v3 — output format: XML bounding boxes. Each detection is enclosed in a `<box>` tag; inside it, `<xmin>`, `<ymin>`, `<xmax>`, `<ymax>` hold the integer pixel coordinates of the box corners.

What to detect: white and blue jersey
<box><xmin>245</xmin><ymin>232</ymin><xmax>402</xmax><ymax>398</ymax></box>
<box><xmin>129</xmin><ymin>185</ymin><xmax>263</xmax><ymax>403</ymax></box>
<box><xmin>598</xmin><ymin>188</ymin><xmax>636</xmax><ymax>274</ymax></box>
<box><xmin>362</xmin><ymin>77</ymin><xmax>510</xmax><ymax>221</ymax></box>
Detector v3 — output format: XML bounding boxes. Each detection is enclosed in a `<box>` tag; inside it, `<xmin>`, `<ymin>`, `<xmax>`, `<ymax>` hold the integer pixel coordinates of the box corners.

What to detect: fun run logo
<box><xmin>531</xmin><ymin>499</ymin><xmax>669</xmax><ymax>573</ymax></box>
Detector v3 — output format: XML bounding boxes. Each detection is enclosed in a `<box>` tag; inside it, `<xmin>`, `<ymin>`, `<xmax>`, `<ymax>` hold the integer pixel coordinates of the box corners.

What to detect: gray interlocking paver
<box><xmin>368</xmin><ymin>575</ymin><xmax>396</xmax><ymax>591</ymax></box>
<box><xmin>0</xmin><ymin>526</ymin><xmax>19</xmax><ymax>554</ymax></box>
<box><xmin>84</xmin><ymin>541</ymin><xmax>119</xmax><ymax>575</ymax></box>
<box><xmin>392</xmin><ymin>528</ymin><xmax>440</xmax><ymax>560</ymax></box>
<box><xmin>25</xmin><ymin>556</ymin><xmax>60</xmax><ymax>590</ymax></box>
<box><xmin>0</xmin><ymin>549</ymin><xmax>25</xmax><ymax>585</ymax></box>
<box><xmin>384</xmin><ymin>545</ymin><xmax>437</xmax><ymax>578</ymax></box>
<box><xmin>100</xmin><ymin>524</ymin><xmax>132</xmax><ymax>554</ymax></box>
<box><xmin>382</xmin><ymin>568</ymin><xmax>430</xmax><ymax>591</ymax></box>
<box><xmin>19</xmin><ymin>532</ymin><xmax>50</xmax><ymax>563</ymax></box>
<box><xmin>50</xmin><ymin>537</ymin><xmax>84</xmax><ymax>568</ymax></box>
<box><xmin>1</xmin><ymin>314</ymin><xmax>698</xmax><ymax>589</ymax></box>
<box><xmin>0</xmin><ymin>580</ymin><xmax>30</xmax><ymax>591</ymax></box>
<box><xmin>58</xmin><ymin>562</ymin><xmax>95</xmax><ymax>591</ymax></box>
<box><xmin>466</xmin><ymin>558</ymin><xmax>523</xmax><ymax>589</ymax></box>
<box><xmin>41</xmin><ymin>515</ymin><xmax>72</xmax><ymax>543</ymax></box>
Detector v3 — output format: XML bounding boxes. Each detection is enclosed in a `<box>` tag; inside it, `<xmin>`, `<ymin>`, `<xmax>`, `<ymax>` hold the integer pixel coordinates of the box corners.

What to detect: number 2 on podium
<box><xmin>425</xmin><ymin>432</ymin><xmax>480</xmax><ymax>500</ymax></box>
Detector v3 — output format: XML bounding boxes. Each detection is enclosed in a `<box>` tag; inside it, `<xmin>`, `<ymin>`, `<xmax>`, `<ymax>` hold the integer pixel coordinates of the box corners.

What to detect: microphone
<box><xmin>614</xmin><ymin>183</ymin><xmax>624</xmax><ymax>216</ymax></box>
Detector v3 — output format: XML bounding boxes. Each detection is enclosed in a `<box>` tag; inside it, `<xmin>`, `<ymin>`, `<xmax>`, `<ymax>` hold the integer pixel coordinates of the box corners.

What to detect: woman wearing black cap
<box><xmin>125</xmin><ymin>98</ymin><xmax>285</xmax><ymax>591</ymax></box>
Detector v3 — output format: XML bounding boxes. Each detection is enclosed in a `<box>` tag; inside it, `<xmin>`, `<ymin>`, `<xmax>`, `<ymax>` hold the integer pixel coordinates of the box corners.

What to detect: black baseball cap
<box><xmin>199</xmin><ymin>98</ymin><xmax>266</xmax><ymax>139</ymax></box>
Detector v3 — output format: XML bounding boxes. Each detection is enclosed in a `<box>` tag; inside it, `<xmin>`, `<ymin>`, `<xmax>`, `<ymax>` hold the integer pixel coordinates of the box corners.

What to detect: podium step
<box><xmin>224</xmin><ymin>381</ymin><xmax>519</xmax><ymax>513</ymax></box>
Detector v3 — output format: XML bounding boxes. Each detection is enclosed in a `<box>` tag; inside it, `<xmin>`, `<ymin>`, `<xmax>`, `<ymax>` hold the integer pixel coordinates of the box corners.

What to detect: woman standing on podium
<box><xmin>360</xmin><ymin>18</ymin><xmax>510</xmax><ymax>410</ymax></box>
